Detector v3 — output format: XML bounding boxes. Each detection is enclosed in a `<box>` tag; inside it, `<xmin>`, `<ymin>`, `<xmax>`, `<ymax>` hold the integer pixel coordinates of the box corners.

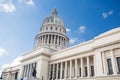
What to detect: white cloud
<box><xmin>18</xmin><ymin>0</ymin><xmax>22</xmax><ymax>3</ymax></box>
<box><xmin>102</xmin><ymin>12</ymin><xmax>108</xmax><ymax>19</ymax></box>
<box><xmin>1</xmin><ymin>64</ymin><xmax>10</xmax><ymax>69</ymax></box>
<box><xmin>0</xmin><ymin>63</ymin><xmax>10</xmax><ymax>75</ymax></box>
<box><xmin>0</xmin><ymin>56</ymin><xmax>22</xmax><ymax>75</ymax></box>
<box><xmin>26</xmin><ymin>0</ymin><xmax>34</xmax><ymax>6</ymax></box>
<box><xmin>66</xmin><ymin>28</ymin><xmax>71</xmax><ymax>32</ymax></box>
<box><xmin>79</xmin><ymin>25</ymin><xmax>87</xmax><ymax>33</ymax></box>
<box><xmin>108</xmin><ymin>10</ymin><xmax>113</xmax><ymax>15</ymax></box>
<box><xmin>69</xmin><ymin>38</ymin><xmax>78</xmax><ymax>44</ymax></box>
<box><xmin>0</xmin><ymin>0</ymin><xmax>16</xmax><ymax>13</ymax></box>
<box><xmin>10</xmin><ymin>56</ymin><xmax>22</xmax><ymax>66</ymax></box>
<box><xmin>102</xmin><ymin>10</ymin><xmax>113</xmax><ymax>19</ymax></box>
<box><xmin>0</xmin><ymin>48</ymin><xmax>7</xmax><ymax>57</ymax></box>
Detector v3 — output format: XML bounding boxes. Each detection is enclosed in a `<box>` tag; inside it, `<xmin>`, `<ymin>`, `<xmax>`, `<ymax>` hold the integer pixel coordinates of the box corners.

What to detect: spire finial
<box><xmin>52</xmin><ymin>8</ymin><xmax>58</xmax><ymax>16</ymax></box>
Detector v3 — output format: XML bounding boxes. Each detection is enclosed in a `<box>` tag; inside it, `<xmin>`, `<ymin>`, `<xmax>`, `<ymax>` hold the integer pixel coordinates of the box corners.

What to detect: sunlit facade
<box><xmin>2</xmin><ymin>9</ymin><xmax>120</xmax><ymax>80</ymax></box>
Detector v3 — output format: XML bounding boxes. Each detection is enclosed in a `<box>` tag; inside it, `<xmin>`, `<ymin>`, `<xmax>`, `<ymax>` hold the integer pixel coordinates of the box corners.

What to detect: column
<box><xmin>43</xmin><ymin>35</ymin><xmax>45</xmax><ymax>44</ymax></box>
<box><xmin>60</xmin><ymin>36</ymin><xmax>62</xmax><ymax>46</ymax></box>
<box><xmin>56</xmin><ymin>63</ymin><xmax>59</xmax><ymax>79</ymax></box>
<box><xmin>61</xmin><ymin>37</ymin><xmax>63</xmax><ymax>46</ymax></box>
<box><xmin>64</xmin><ymin>38</ymin><xmax>65</xmax><ymax>46</ymax></box>
<box><xmin>24</xmin><ymin>65</ymin><xmax>27</xmax><ymax>77</ymax></box>
<box><xmin>22</xmin><ymin>66</ymin><xmax>25</xmax><ymax>77</ymax></box>
<box><xmin>51</xmin><ymin>35</ymin><xmax>53</xmax><ymax>44</ymax></box>
<box><xmin>7</xmin><ymin>73</ymin><xmax>10</xmax><ymax>80</ymax></box>
<box><xmin>70</xmin><ymin>60</ymin><xmax>72</xmax><ymax>79</ymax></box>
<box><xmin>75</xmin><ymin>59</ymin><xmax>78</xmax><ymax>78</ymax></box>
<box><xmin>93</xmin><ymin>55</ymin><xmax>96</xmax><ymax>76</ymax></box>
<box><xmin>57</xmin><ymin>35</ymin><xmax>59</xmax><ymax>45</ymax></box>
<box><xmin>47</xmin><ymin>35</ymin><xmax>49</xmax><ymax>44</ymax></box>
<box><xmin>27</xmin><ymin>64</ymin><xmax>30</xmax><ymax>77</ymax></box>
<box><xmin>54</xmin><ymin>35</ymin><xmax>56</xmax><ymax>44</ymax></box>
<box><xmin>60</xmin><ymin>62</ymin><xmax>63</xmax><ymax>79</ymax></box>
<box><xmin>44</xmin><ymin>35</ymin><xmax>46</xmax><ymax>43</ymax></box>
<box><xmin>102</xmin><ymin>52</ymin><xmax>107</xmax><ymax>75</ymax></box>
<box><xmin>52</xmin><ymin>64</ymin><xmax>55</xmax><ymax>79</ymax></box>
<box><xmin>95</xmin><ymin>51</ymin><xmax>104</xmax><ymax>76</ymax></box>
<box><xmin>111</xmin><ymin>50</ymin><xmax>117</xmax><ymax>75</ymax></box>
<box><xmin>41</xmin><ymin>35</ymin><xmax>43</xmax><ymax>44</ymax></box>
<box><xmin>29</xmin><ymin>64</ymin><xmax>32</xmax><ymax>76</ymax></box>
<box><xmin>59</xmin><ymin>36</ymin><xmax>61</xmax><ymax>45</ymax></box>
<box><xmin>48</xmin><ymin>65</ymin><xmax>51</xmax><ymax>80</ymax></box>
<box><xmin>64</xmin><ymin>61</ymin><xmax>67</xmax><ymax>79</ymax></box>
<box><xmin>87</xmin><ymin>56</ymin><xmax>90</xmax><ymax>77</ymax></box>
<box><xmin>81</xmin><ymin>58</ymin><xmax>83</xmax><ymax>77</ymax></box>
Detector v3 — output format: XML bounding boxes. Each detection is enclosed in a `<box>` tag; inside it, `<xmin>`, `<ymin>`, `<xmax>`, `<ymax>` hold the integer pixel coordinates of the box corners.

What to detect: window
<box><xmin>79</xmin><ymin>68</ymin><xmax>81</xmax><ymax>77</ymax></box>
<box><xmin>91</xmin><ymin>66</ymin><xmax>94</xmax><ymax>76</ymax></box>
<box><xmin>117</xmin><ymin>57</ymin><xmax>120</xmax><ymax>73</ymax></box>
<box><xmin>85</xmin><ymin>67</ymin><xmax>87</xmax><ymax>77</ymax></box>
<box><xmin>60</xmin><ymin>29</ymin><xmax>61</xmax><ymax>32</ymax></box>
<box><xmin>55</xmin><ymin>27</ymin><xmax>58</xmax><ymax>31</ymax></box>
<box><xmin>107</xmin><ymin>59</ymin><xmax>113</xmax><ymax>75</ymax></box>
<box><xmin>50</xmin><ymin>65</ymin><xmax>53</xmax><ymax>79</ymax></box>
<box><xmin>50</xmin><ymin>27</ymin><xmax>53</xmax><ymax>30</ymax></box>
<box><xmin>46</xmin><ymin>27</ymin><xmax>48</xmax><ymax>30</ymax></box>
<box><xmin>58</xmin><ymin>64</ymin><xmax>60</xmax><ymax>79</ymax></box>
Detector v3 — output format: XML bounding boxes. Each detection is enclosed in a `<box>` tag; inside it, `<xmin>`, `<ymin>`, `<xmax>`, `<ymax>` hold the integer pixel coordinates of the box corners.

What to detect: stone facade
<box><xmin>2</xmin><ymin>9</ymin><xmax>120</xmax><ymax>80</ymax></box>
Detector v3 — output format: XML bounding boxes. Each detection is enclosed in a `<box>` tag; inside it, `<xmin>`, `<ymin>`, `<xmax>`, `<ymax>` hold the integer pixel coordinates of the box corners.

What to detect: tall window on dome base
<box><xmin>107</xmin><ymin>58</ymin><xmax>113</xmax><ymax>75</ymax></box>
<box><xmin>117</xmin><ymin>57</ymin><xmax>120</xmax><ymax>74</ymax></box>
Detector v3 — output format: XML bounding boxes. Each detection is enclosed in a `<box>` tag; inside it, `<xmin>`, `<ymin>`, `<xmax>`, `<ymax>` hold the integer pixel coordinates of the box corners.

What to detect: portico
<box><xmin>48</xmin><ymin>55</ymin><xmax>95</xmax><ymax>80</ymax></box>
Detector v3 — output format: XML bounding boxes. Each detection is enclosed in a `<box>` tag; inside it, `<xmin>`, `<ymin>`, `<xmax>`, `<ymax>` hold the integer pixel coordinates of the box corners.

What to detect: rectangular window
<box><xmin>107</xmin><ymin>59</ymin><xmax>113</xmax><ymax>75</ymax></box>
<box><xmin>117</xmin><ymin>57</ymin><xmax>120</xmax><ymax>73</ymax></box>
<box><xmin>85</xmin><ymin>67</ymin><xmax>87</xmax><ymax>77</ymax></box>
<box><xmin>91</xmin><ymin>66</ymin><xmax>94</xmax><ymax>76</ymax></box>
<box><xmin>79</xmin><ymin>68</ymin><xmax>81</xmax><ymax>77</ymax></box>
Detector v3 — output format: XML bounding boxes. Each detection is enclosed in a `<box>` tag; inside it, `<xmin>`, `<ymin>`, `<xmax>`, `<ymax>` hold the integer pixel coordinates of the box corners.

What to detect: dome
<box><xmin>35</xmin><ymin>9</ymin><xmax>69</xmax><ymax>50</ymax></box>
<box><xmin>42</xmin><ymin>9</ymin><xmax>64</xmax><ymax>27</ymax></box>
<box><xmin>42</xmin><ymin>16</ymin><xmax>64</xmax><ymax>26</ymax></box>
<box><xmin>40</xmin><ymin>9</ymin><xmax>66</xmax><ymax>34</ymax></box>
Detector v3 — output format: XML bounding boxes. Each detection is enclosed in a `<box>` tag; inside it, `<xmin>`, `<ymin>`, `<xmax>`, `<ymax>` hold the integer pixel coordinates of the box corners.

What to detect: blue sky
<box><xmin>0</xmin><ymin>0</ymin><xmax>120</xmax><ymax>74</ymax></box>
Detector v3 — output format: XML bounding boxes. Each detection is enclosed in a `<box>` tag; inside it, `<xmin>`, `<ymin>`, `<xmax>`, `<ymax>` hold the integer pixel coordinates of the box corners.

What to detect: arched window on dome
<box><xmin>55</xmin><ymin>27</ymin><xmax>58</xmax><ymax>31</ymax></box>
<box><xmin>63</xmin><ymin>30</ymin><xmax>65</xmax><ymax>33</ymax></box>
<box><xmin>50</xmin><ymin>27</ymin><xmax>53</xmax><ymax>30</ymax></box>
<box><xmin>60</xmin><ymin>29</ymin><xmax>62</xmax><ymax>32</ymax></box>
<box><xmin>46</xmin><ymin>27</ymin><xmax>48</xmax><ymax>30</ymax></box>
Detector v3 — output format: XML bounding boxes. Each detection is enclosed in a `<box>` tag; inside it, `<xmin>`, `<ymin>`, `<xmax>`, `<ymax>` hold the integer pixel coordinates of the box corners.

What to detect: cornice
<box><xmin>50</xmin><ymin>40</ymin><xmax>120</xmax><ymax>62</ymax></box>
<box><xmin>93</xmin><ymin>40</ymin><xmax>120</xmax><ymax>50</ymax></box>
<box><xmin>21</xmin><ymin>52</ymin><xmax>51</xmax><ymax>62</ymax></box>
<box><xmin>36</xmin><ymin>31</ymin><xmax>69</xmax><ymax>40</ymax></box>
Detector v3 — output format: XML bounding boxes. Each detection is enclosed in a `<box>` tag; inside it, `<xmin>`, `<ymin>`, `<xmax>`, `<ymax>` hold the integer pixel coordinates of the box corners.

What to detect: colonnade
<box><xmin>22</xmin><ymin>62</ymin><xmax>37</xmax><ymax>78</ymax></box>
<box><xmin>36</xmin><ymin>34</ymin><xmax>68</xmax><ymax>47</ymax></box>
<box><xmin>48</xmin><ymin>55</ymin><xmax>95</xmax><ymax>80</ymax></box>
